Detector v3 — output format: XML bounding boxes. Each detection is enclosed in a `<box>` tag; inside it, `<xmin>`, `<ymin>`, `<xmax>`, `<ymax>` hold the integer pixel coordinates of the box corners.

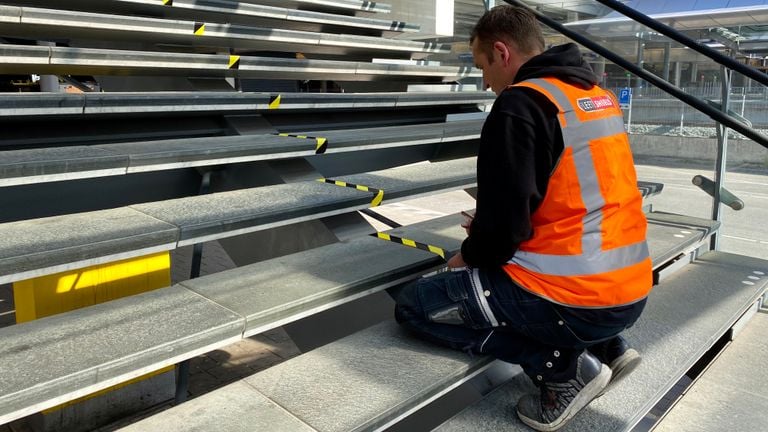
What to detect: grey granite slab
<box><xmin>339</xmin><ymin>157</ymin><xmax>477</xmax><ymax>201</ymax></box>
<box><xmin>131</xmin><ymin>180</ymin><xmax>370</xmax><ymax>244</ymax></box>
<box><xmin>654</xmin><ymin>313</ymin><xmax>768</xmax><ymax>432</ymax></box>
<box><xmin>380</xmin><ymin>210</ymin><xmax>710</xmax><ymax>269</ymax></box>
<box><xmin>0</xmin><ymin>122</ymin><xmax>472</xmax><ymax>184</ymax></box>
<box><xmin>302</xmin><ymin>123</ymin><xmax>437</xmax><ymax>150</ymax></box>
<box><xmin>182</xmin><ymin>236</ymin><xmax>440</xmax><ymax>336</ymax></box>
<box><xmin>296</xmin><ymin>0</ymin><xmax>392</xmax><ymax>13</ymax></box>
<box><xmin>385</xmin><ymin>213</ymin><xmax>467</xmax><ymax>257</ymax></box>
<box><xmin>0</xmin><ymin>285</ymin><xmax>245</xmax><ymax>425</ymax></box>
<box><xmin>19</xmin><ymin>6</ymin><xmax>441</xmax><ymax>56</ymax></box>
<box><xmin>645</xmin><ymin>214</ymin><xmax>715</xmax><ymax>268</ymax></box>
<box><xmin>245</xmin><ymin>321</ymin><xmax>492</xmax><ymax>432</ymax></box>
<box><xmin>3</xmin><ymin>91</ymin><xmax>491</xmax><ymax>117</ymax></box>
<box><xmin>83</xmin><ymin>92</ymin><xmax>271</xmax><ymax>114</ymax></box>
<box><xmin>441</xmin><ymin>120</ymin><xmax>484</xmax><ymax>140</ymax></box>
<box><xmin>0</xmin><ymin>93</ymin><xmax>84</xmax><ymax>116</ymax></box>
<box><xmin>118</xmin><ymin>381</ymin><xmax>315</xmax><ymax>432</ymax></box>
<box><xmin>287</xmin><ymin>8</ymin><xmax>419</xmax><ymax>32</ymax></box>
<box><xmin>0</xmin><ymin>208</ymin><xmax>179</xmax><ymax>284</ymax></box>
<box><xmin>0</xmin><ymin>146</ymin><xmax>128</xmax><ymax>184</ymax></box>
<box><xmin>302</xmin><ymin>120</ymin><xmax>481</xmax><ymax>150</ymax></box>
<box><xmin>435</xmin><ymin>251</ymin><xmax>768</xmax><ymax>432</ymax></box>
<box><xmin>132</xmin><ymin>158</ymin><xmax>477</xmax><ymax>244</ymax></box>
<box><xmin>97</xmin><ymin>135</ymin><xmax>313</xmax><ymax>170</ymax></box>
<box><xmin>0</xmin><ymin>5</ymin><xmax>20</xmax><ymax>23</ymax></box>
<box><xmin>316</xmin><ymin>31</ymin><xmax>451</xmax><ymax>54</ymax></box>
<box><xmin>279</xmin><ymin>92</ymin><xmax>401</xmax><ymax>109</ymax></box>
<box><xmin>646</xmin><ymin>211</ymin><xmax>720</xmax><ymax>236</ymax></box>
<box><xmin>395</xmin><ymin>92</ymin><xmax>495</xmax><ymax>107</ymax></box>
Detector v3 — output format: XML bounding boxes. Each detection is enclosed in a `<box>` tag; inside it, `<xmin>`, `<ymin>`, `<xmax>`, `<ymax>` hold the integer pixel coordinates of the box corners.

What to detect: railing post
<box><xmin>710</xmin><ymin>66</ymin><xmax>732</xmax><ymax>251</ymax></box>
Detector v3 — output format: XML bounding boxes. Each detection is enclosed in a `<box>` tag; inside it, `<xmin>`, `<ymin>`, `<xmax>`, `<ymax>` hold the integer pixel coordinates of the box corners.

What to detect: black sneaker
<box><xmin>588</xmin><ymin>335</ymin><xmax>641</xmax><ymax>391</ymax></box>
<box><xmin>516</xmin><ymin>351</ymin><xmax>611</xmax><ymax>431</ymax></box>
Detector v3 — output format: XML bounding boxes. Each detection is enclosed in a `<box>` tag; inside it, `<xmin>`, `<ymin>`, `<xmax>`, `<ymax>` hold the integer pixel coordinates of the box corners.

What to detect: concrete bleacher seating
<box><xmin>0</xmin><ymin>91</ymin><xmax>495</xmax><ymax>117</ymax></box>
<box><xmin>0</xmin><ymin>5</ymin><xmax>443</xmax><ymax>58</ymax></box>
<box><xmin>0</xmin><ymin>44</ymin><xmax>477</xmax><ymax>81</ymax></box>
<box><xmin>111</xmin><ymin>213</ymin><xmax>768</xmax><ymax>432</ymax></box>
<box><xmin>2</xmin><ymin>0</ymin><xmax>766</xmax><ymax>430</ymax></box>
<box><xmin>5</xmin><ymin>0</ymin><xmax>418</xmax><ymax>35</ymax></box>
<box><xmin>0</xmin><ymin>119</ymin><xmax>485</xmax><ymax>186</ymax></box>
<box><xmin>434</xmin><ymin>253</ymin><xmax>768</xmax><ymax>431</ymax></box>
<box><xmin>0</xmin><ymin>210</ymin><xmax>734</xmax><ymax>427</ymax></box>
<box><xmin>0</xmin><ymin>157</ymin><xmax>477</xmax><ymax>284</ymax></box>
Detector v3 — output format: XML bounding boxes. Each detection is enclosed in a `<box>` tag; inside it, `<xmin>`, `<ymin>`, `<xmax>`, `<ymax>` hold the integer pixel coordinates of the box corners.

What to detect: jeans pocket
<box><xmin>446</xmin><ymin>280</ymin><xmax>469</xmax><ymax>302</ymax></box>
<box><xmin>426</xmin><ymin>273</ymin><xmax>480</xmax><ymax>327</ymax></box>
<box><xmin>428</xmin><ymin>304</ymin><xmax>467</xmax><ymax>325</ymax></box>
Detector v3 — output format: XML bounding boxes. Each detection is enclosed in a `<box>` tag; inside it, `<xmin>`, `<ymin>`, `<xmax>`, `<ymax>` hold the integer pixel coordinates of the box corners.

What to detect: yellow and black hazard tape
<box><xmin>318</xmin><ymin>178</ymin><xmax>384</xmax><ymax>207</ymax></box>
<box><xmin>163</xmin><ymin>0</ymin><xmax>172</xmax><ymax>5</ymax></box>
<box><xmin>228</xmin><ymin>55</ymin><xmax>240</xmax><ymax>70</ymax></box>
<box><xmin>269</xmin><ymin>94</ymin><xmax>281</xmax><ymax>109</ymax></box>
<box><xmin>374</xmin><ymin>232</ymin><xmax>446</xmax><ymax>260</ymax></box>
<box><xmin>276</xmin><ymin>133</ymin><xmax>328</xmax><ymax>154</ymax></box>
<box><xmin>194</xmin><ymin>22</ymin><xmax>205</xmax><ymax>36</ymax></box>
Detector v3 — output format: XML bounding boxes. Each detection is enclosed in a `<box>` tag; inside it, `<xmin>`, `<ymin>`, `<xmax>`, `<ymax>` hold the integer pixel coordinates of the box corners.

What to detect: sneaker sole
<box><xmin>517</xmin><ymin>364</ymin><xmax>612</xmax><ymax>432</ymax></box>
<box><xmin>597</xmin><ymin>349</ymin><xmax>641</xmax><ymax>397</ymax></box>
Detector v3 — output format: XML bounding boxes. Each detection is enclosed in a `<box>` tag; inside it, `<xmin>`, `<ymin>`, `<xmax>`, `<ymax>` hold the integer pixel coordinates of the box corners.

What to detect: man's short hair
<box><xmin>470</xmin><ymin>5</ymin><xmax>545</xmax><ymax>61</ymax></box>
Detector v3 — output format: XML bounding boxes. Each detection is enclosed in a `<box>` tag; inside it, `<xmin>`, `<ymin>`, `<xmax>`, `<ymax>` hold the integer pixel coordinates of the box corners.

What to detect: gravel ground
<box><xmin>628</xmin><ymin>123</ymin><xmax>768</xmax><ymax>140</ymax></box>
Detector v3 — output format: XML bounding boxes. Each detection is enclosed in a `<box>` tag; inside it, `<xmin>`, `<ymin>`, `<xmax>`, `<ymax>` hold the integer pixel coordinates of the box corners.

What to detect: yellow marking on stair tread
<box><xmin>372</xmin><ymin>233</ymin><xmax>446</xmax><ymax>260</ymax></box>
<box><xmin>372</xmin><ymin>189</ymin><xmax>384</xmax><ymax>207</ymax></box>
<box><xmin>228</xmin><ymin>55</ymin><xmax>240</xmax><ymax>69</ymax></box>
<box><xmin>428</xmin><ymin>245</ymin><xmax>446</xmax><ymax>259</ymax></box>
<box><xmin>269</xmin><ymin>94</ymin><xmax>281</xmax><ymax>109</ymax></box>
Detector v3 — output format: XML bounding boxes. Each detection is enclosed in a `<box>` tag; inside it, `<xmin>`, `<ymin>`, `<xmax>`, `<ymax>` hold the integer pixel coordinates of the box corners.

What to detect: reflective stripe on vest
<box><xmin>504</xmin><ymin>77</ymin><xmax>651</xmax><ymax>307</ymax></box>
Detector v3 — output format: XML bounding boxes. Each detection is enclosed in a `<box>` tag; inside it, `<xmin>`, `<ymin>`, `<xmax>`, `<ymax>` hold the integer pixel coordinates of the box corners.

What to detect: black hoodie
<box><xmin>461</xmin><ymin>43</ymin><xmax>647</xmax><ymax>326</ymax></box>
<box><xmin>461</xmin><ymin>43</ymin><xmax>599</xmax><ymax>267</ymax></box>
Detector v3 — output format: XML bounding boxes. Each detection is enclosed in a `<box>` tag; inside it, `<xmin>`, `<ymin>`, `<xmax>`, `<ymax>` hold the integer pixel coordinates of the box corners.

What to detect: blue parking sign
<box><xmin>618</xmin><ymin>88</ymin><xmax>631</xmax><ymax>109</ymax></box>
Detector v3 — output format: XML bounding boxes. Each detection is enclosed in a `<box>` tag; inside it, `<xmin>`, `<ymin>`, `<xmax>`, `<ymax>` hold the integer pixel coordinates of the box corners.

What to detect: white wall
<box><xmin>388</xmin><ymin>0</ymin><xmax>455</xmax><ymax>40</ymax></box>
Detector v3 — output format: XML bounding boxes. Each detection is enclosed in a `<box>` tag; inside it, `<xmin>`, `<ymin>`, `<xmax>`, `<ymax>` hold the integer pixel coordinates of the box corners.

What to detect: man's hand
<box><xmin>461</xmin><ymin>210</ymin><xmax>474</xmax><ymax>235</ymax></box>
<box><xmin>447</xmin><ymin>252</ymin><xmax>467</xmax><ymax>269</ymax></box>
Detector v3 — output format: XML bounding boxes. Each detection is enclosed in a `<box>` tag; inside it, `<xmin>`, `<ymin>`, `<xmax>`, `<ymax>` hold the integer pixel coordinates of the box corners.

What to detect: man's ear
<box><xmin>493</xmin><ymin>41</ymin><xmax>510</xmax><ymax>65</ymax></box>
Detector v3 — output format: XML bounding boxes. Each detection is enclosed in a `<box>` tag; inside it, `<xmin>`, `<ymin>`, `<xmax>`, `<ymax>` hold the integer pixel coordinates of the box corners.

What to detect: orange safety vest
<box><xmin>502</xmin><ymin>77</ymin><xmax>652</xmax><ymax>308</ymax></box>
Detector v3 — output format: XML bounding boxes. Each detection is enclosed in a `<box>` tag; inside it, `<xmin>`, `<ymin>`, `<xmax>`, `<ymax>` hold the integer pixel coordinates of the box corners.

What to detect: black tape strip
<box><xmin>373</xmin><ymin>232</ymin><xmax>446</xmax><ymax>260</ymax></box>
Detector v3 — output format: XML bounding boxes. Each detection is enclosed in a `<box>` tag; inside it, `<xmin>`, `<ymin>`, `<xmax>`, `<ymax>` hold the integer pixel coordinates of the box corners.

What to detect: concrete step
<box><xmin>120</xmin><ymin>251</ymin><xmax>768</xmax><ymax>432</ymax></box>
<box><xmin>0</xmin><ymin>91</ymin><xmax>494</xmax><ymax>118</ymax></box>
<box><xmin>0</xmin><ymin>219</ymin><xmax>446</xmax><ymax>425</ymax></box>
<box><xmin>0</xmin><ymin>157</ymin><xmax>477</xmax><ymax>284</ymax></box>
<box><xmin>2</xmin><ymin>0</ymin><xmax>416</xmax><ymax>35</ymax></box>
<box><xmin>653</xmin><ymin>311</ymin><xmax>768</xmax><ymax>432</ymax></box>
<box><xmin>0</xmin><ymin>6</ymin><xmax>441</xmax><ymax>58</ymax></box>
<box><xmin>435</xmin><ymin>252</ymin><xmax>768</xmax><ymax>431</ymax></box>
<box><xmin>0</xmin><ymin>120</ymin><xmax>483</xmax><ymax>187</ymax></box>
<box><xmin>0</xmin><ymin>206</ymin><xmax>716</xmax><ymax>428</ymax></box>
<box><xmin>253</xmin><ymin>0</ymin><xmax>392</xmax><ymax>14</ymax></box>
<box><xmin>0</xmin><ymin>44</ymin><xmax>479</xmax><ymax>81</ymax></box>
<box><xmin>0</xmin><ymin>285</ymin><xmax>244</xmax><ymax>426</ymax></box>
<box><xmin>120</xmin><ymin>320</ymin><xmax>496</xmax><ymax>432</ymax></box>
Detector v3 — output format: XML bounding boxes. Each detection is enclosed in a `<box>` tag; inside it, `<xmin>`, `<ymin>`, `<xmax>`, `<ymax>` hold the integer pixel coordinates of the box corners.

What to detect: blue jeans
<box><xmin>394</xmin><ymin>266</ymin><xmax>640</xmax><ymax>383</ymax></box>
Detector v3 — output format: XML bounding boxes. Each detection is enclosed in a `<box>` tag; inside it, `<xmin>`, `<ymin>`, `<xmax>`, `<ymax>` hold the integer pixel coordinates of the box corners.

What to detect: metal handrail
<box><xmin>501</xmin><ymin>0</ymin><xmax>768</xmax><ymax>150</ymax></box>
<box><xmin>591</xmin><ymin>0</ymin><xmax>768</xmax><ymax>89</ymax></box>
